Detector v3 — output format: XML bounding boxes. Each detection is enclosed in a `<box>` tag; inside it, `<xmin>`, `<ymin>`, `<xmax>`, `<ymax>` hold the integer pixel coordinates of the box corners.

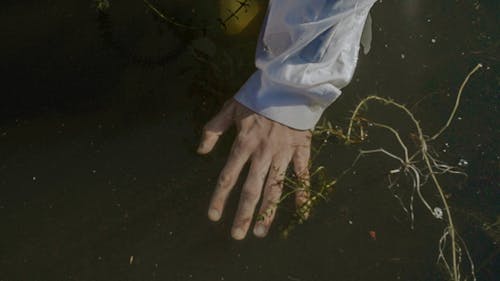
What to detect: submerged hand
<box><xmin>197</xmin><ymin>99</ymin><xmax>311</xmax><ymax>240</ymax></box>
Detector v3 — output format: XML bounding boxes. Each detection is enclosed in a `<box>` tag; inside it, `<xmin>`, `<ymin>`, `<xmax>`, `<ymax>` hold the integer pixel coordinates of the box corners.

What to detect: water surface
<box><xmin>0</xmin><ymin>0</ymin><xmax>498</xmax><ymax>280</ymax></box>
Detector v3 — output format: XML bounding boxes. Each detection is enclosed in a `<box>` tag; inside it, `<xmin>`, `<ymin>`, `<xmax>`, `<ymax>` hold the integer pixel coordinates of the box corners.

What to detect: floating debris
<box><xmin>433</xmin><ymin>207</ymin><xmax>443</xmax><ymax>219</ymax></box>
<box><xmin>95</xmin><ymin>0</ymin><xmax>110</xmax><ymax>12</ymax></box>
<box><xmin>458</xmin><ymin>159</ymin><xmax>469</xmax><ymax>167</ymax></box>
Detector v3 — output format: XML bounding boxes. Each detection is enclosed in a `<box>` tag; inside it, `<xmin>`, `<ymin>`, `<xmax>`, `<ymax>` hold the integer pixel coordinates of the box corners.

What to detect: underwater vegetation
<box><xmin>95</xmin><ymin>0</ymin><xmax>259</xmax><ymax>68</ymax></box>
<box><xmin>92</xmin><ymin>1</ymin><xmax>497</xmax><ymax>280</ymax></box>
<box><xmin>280</xmin><ymin>64</ymin><xmax>483</xmax><ymax>281</ymax></box>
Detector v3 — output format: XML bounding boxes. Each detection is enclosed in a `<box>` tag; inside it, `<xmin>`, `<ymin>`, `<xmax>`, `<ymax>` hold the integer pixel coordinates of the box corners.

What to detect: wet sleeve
<box><xmin>234</xmin><ymin>0</ymin><xmax>376</xmax><ymax>130</ymax></box>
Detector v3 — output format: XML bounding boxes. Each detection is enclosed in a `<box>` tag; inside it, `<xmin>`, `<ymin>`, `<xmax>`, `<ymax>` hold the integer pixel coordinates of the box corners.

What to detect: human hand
<box><xmin>197</xmin><ymin>99</ymin><xmax>312</xmax><ymax>240</ymax></box>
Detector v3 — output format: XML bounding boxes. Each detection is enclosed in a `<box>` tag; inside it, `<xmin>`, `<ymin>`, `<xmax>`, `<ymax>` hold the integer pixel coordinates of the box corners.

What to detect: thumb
<box><xmin>197</xmin><ymin>100</ymin><xmax>235</xmax><ymax>154</ymax></box>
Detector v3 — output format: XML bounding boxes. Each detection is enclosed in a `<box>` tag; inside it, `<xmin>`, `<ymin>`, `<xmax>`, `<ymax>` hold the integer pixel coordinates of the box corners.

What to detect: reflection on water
<box><xmin>0</xmin><ymin>0</ymin><xmax>498</xmax><ymax>280</ymax></box>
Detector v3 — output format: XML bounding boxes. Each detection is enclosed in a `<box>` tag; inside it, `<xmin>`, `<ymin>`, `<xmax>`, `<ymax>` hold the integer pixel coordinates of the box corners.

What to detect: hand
<box><xmin>197</xmin><ymin>99</ymin><xmax>312</xmax><ymax>240</ymax></box>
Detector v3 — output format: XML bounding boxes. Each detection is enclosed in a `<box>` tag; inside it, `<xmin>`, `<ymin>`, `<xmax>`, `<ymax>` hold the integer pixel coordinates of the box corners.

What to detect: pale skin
<box><xmin>197</xmin><ymin>99</ymin><xmax>311</xmax><ymax>240</ymax></box>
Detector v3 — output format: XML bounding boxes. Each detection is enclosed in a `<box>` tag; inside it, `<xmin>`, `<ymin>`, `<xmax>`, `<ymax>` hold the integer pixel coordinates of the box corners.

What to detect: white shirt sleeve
<box><xmin>234</xmin><ymin>0</ymin><xmax>376</xmax><ymax>130</ymax></box>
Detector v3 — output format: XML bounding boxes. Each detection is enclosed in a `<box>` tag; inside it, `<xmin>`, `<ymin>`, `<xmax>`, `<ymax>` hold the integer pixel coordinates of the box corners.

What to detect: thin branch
<box><xmin>430</xmin><ymin>64</ymin><xmax>483</xmax><ymax>141</ymax></box>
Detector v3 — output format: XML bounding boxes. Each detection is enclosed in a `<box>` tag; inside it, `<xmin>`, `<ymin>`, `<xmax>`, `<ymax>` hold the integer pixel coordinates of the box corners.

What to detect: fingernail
<box><xmin>232</xmin><ymin>228</ymin><xmax>246</xmax><ymax>240</ymax></box>
<box><xmin>253</xmin><ymin>224</ymin><xmax>266</xmax><ymax>237</ymax></box>
<box><xmin>208</xmin><ymin>208</ymin><xmax>220</xmax><ymax>221</ymax></box>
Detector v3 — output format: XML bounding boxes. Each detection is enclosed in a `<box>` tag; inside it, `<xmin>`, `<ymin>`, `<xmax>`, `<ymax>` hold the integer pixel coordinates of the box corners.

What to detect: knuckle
<box><xmin>235</xmin><ymin>134</ymin><xmax>251</xmax><ymax>146</ymax></box>
<box><xmin>241</xmin><ymin>188</ymin><xmax>260</xmax><ymax>203</ymax></box>
<box><xmin>295</xmin><ymin>146</ymin><xmax>311</xmax><ymax>157</ymax></box>
<box><xmin>296</xmin><ymin>190</ymin><xmax>310</xmax><ymax>207</ymax></box>
<box><xmin>296</xmin><ymin>189</ymin><xmax>310</xmax><ymax>199</ymax></box>
<box><xmin>232</xmin><ymin>137</ymin><xmax>255</xmax><ymax>155</ymax></box>
<box><xmin>217</xmin><ymin>173</ymin><xmax>233</xmax><ymax>189</ymax></box>
<box><xmin>267</xmin><ymin>179</ymin><xmax>284</xmax><ymax>193</ymax></box>
<box><xmin>294</xmin><ymin>165</ymin><xmax>309</xmax><ymax>177</ymax></box>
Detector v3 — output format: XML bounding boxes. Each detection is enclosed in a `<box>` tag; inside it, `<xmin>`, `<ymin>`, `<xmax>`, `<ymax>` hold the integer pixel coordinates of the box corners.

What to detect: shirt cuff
<box><xmin>234</xmin><ymin>70</ymin><xmax>342</xmax><ymax>130</ymax></box>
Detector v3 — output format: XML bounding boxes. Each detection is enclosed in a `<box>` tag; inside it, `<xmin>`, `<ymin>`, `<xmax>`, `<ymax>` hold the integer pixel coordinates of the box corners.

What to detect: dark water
<box><xmin>0</xmin><ymin>0</ymin><xmax>498</xmax><ymax>280</ymax></box>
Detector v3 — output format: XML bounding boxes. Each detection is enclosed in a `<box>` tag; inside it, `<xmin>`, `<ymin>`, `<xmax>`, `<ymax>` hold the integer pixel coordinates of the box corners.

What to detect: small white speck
<box><xmin>32</xmin><ymin>176</ymin><xmax>37</xmax><ymax>181</ymax></box>
<box><xmin>433</xmin><ymin>207</ymin><xmax>443</xmax><ymax>219</ymax></box>
<box><xmin>457</xmin><ymin>117</ymin><xmax>462</xmax><ymax>120</ymax></box>
<box><xmin>427</xmin><ymin>18</ymin><xmax>431</xmax><ymax>23</ymax></box>
<box><xmin>92</xmin><ymin>170</ymin><xmax>97</xmax><ymax>174</ymax></box>
<box><xmin>458</xmin><ymin>159</ymin><xmax>469</xmax><ymax>167</ymax></box>
<box><xmin>431</xmin><ymin>38</ymin><xmax>436</xmax><ymax>43</ymax></box>
<box><xmin>348</xmin><ymin>220</ymin><xmax>353</xmax><ymax>225</ymax></box>
<box><xmin>401</xmin><ymin>53</ymin><xmax>406</xmax><ymax>59</ymax></box>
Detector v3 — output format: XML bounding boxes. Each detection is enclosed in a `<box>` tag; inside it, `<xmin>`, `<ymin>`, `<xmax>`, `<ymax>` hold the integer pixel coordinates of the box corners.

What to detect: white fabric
<box><xmin>234</xmin><ymin>0</ymin><xmax>376</xmax><ymax>130</ymax></box>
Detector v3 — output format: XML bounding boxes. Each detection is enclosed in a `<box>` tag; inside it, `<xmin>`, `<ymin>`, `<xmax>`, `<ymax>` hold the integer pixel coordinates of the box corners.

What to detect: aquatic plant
<box><xmin>279</xmin><ymin>64</ymin><xmax>483</xmax><ymax>281</ymax></box>
<box><xmin>97</xmin><ymin>1</ymin><xmax>489</xmax><ymax>279</ymax></box>
<box><xmin>142</xmin><ymin>0</ymin><xmax>256</xmax><ymax>32</ymax></box>
<box><xmin>95</xmin><ymin>1</ymin><xmax>190</xmax><ymax>67</ymax></box>
<box><xmin>95</xmin><ymin>0</ymin><xmax>259</xmax><ymax>67</ymax></box>
<box><xmin>94</xmin><ymin>0</ymin><xmax>110</xmax><ymax>12</ymax></box>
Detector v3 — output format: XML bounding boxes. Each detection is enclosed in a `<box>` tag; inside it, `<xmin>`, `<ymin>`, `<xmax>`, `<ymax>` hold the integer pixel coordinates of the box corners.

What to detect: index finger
<box><xmin>207</xmin><ymin>135</ymin><xmax>256</xmax><ymax>221</ymax></box>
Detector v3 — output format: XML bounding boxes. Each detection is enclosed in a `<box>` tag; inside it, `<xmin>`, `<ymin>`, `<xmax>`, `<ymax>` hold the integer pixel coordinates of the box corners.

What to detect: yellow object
<box><xmin>219</xmin><ymin>0</ymin><xmax>260</xmax><ymax>35</ymax></box>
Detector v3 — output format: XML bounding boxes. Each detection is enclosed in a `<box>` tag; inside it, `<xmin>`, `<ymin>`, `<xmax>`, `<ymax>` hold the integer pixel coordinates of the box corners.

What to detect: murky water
<box><xmin>0</xmin><ymin>0</ymin><xmax>498</xmax><ymax>280</ymax></box>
